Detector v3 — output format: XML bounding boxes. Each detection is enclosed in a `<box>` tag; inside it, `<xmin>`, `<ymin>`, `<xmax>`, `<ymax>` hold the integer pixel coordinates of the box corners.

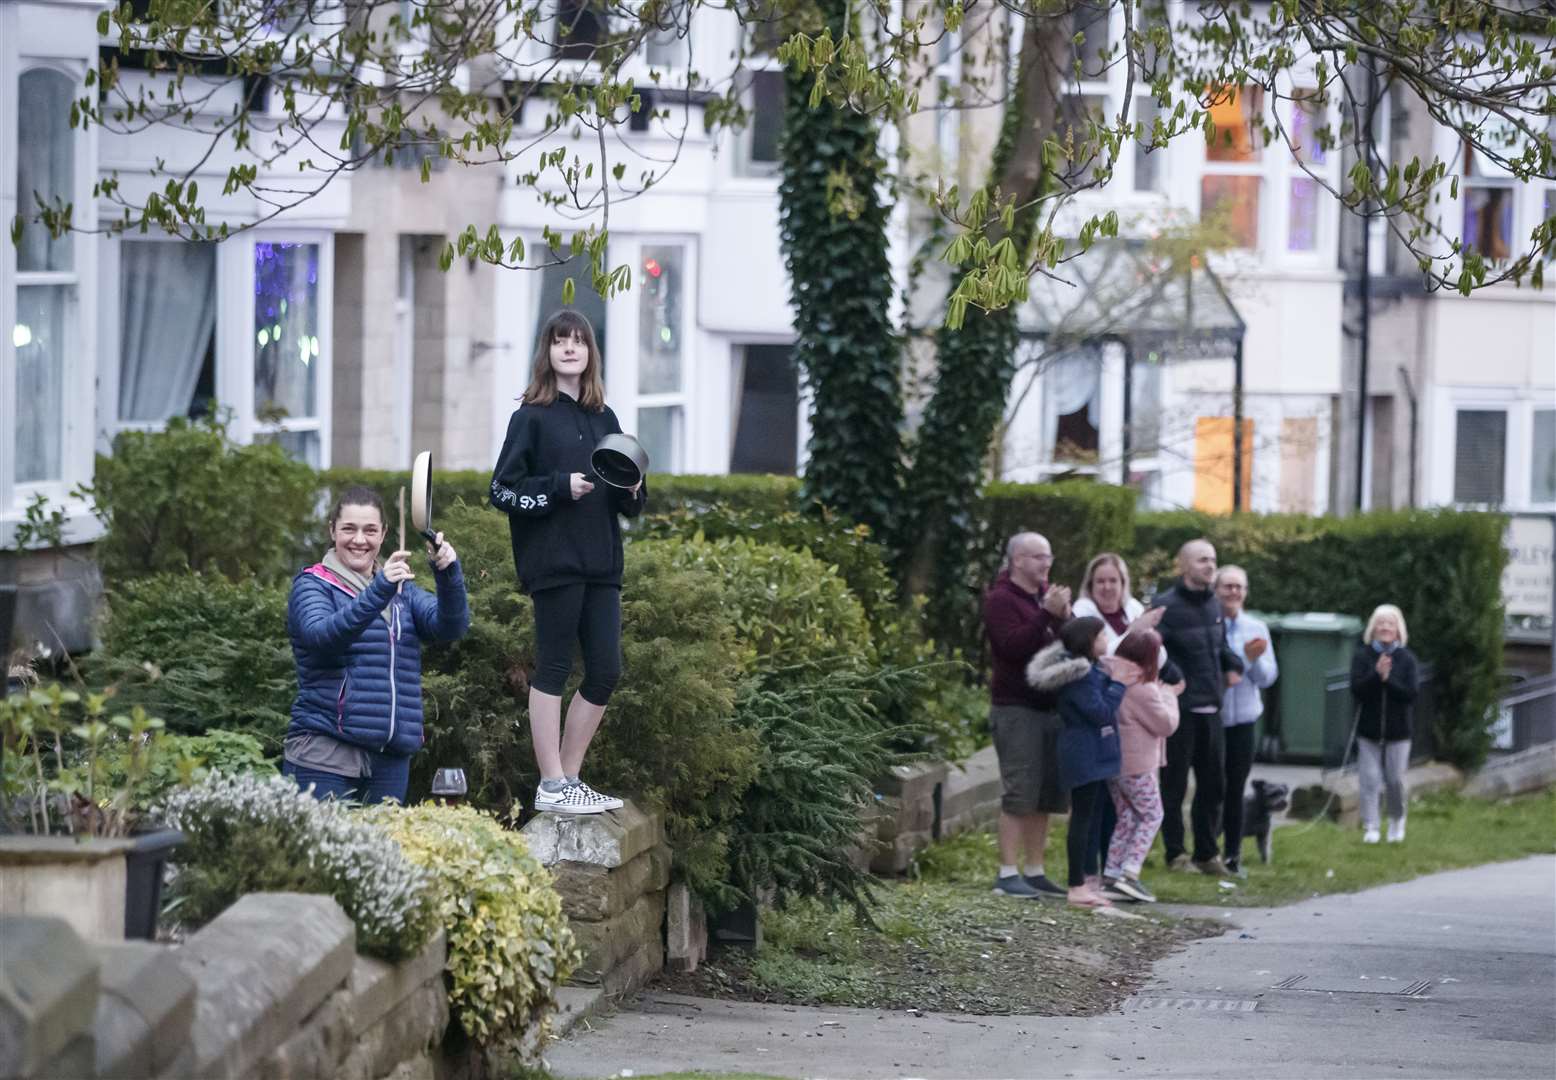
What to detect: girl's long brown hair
<box><xmin>523</xmin><ymin>309</ymin><xmax>606</xmax><ymax>411</ymax></box>
<box><xmin>1114</xmin><ymin>629</ymin><xmax>1162</xmax><ymax>683</ymax></box>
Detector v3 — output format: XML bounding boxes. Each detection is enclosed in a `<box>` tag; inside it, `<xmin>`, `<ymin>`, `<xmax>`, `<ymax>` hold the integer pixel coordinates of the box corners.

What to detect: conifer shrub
<box><xmin>89</xmin><ymin>413</ymin><xmax>319</xmax><ymax>585</ymax></box>
<box><xmin>91</xmin><ymin>573</ymin><xmax>294</xmax><ymax>751</ymax></box>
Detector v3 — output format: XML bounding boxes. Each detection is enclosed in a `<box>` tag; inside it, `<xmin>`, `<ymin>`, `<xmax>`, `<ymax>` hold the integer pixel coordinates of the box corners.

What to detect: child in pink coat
<box><xmin>1100</xmin><ymin>629</ymin><xmax>1180</xmax><ymax>902</ymax></box>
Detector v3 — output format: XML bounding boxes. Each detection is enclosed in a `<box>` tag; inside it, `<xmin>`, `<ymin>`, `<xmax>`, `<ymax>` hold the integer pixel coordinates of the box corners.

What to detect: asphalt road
<box><xmin>545</xmin><ymin>855</ymin><xmax>1556</xmax><ymax>1079</ymax></box>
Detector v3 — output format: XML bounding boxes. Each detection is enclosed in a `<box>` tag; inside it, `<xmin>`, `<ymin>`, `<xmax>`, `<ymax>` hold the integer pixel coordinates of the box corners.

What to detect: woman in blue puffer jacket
<box><xmin>283</xmin><ymin>485</ymin><xmax>470</xmax><ymax>804</ymax></box>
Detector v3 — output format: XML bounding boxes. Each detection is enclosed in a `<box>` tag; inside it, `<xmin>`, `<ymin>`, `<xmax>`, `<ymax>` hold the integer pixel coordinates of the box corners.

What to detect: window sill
<box><xmin>0</xmin><ymin>498</ymin><xmax>106</xmax><ymax>552</ymax></box>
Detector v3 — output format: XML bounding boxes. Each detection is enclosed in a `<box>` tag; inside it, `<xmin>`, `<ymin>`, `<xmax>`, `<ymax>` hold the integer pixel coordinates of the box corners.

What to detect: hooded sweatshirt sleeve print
<box><xmin>490</xmin><ymin>407</ymin><xmax>567</xmax><ymax>516</ymax></box>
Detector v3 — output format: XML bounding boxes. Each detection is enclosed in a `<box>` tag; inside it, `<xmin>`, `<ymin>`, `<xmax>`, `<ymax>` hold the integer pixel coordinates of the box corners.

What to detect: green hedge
<box><xmin>1130</xmin><ymin>508</ymin><xmax>1508</xmax><ymax>770</ymax></box>
<box><xmin>926</xmin><ymin>480</ymin><xmax>1139</xmax><ymax>661</ymax></box>
<box><xmin>318</xmin><ymin>469</ymin><xmax>801</xmax><ymax>523</ymax></box>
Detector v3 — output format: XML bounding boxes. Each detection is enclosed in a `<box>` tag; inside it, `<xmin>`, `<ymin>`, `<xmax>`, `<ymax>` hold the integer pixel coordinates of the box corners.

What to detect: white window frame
<box><xmin>1429</xmin><ymin>388</ymin><xmax>1555</xmax><ymax>512</ymax></box>
<box><xmin>729</xmin><ymin>11</ymin><xmax>784</xmax><ymax>182</ymax></box>
<box><xmin>4</xmin><ymin>54</ymin><xmax>98</xmax><ymax>544</ymax></box>
<box><xmin>1198</xmin><ymin>81</ymin><xmax>1270</xmax><ymax>254</ymax></box>
<box><xmin>1273</xmin><ymin>76</ymin><xmax>1339</xmax><ymax>268</ymax></box>
<box><xmin>233</xmin><ymin>230</ymin><xmax>336</xmax><ymax>467</ymax></box>
<box><xmin>620</xmin><ymin>235</ymin><xmax>697</xmax><ymax>474</ymax></box>
<box><xmin>97</xmin><ymin>233</ymin><xmax>226</xmax><ymax>448</ymax></box>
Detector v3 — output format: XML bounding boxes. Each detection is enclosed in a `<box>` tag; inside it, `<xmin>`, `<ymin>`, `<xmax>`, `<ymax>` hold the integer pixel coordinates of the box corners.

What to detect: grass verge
<box><xmin>913</xmin><ymin>789</ymin><xmax>1556</xmax><ymax>908</ymax></box>
<box><xmin>656</xmin><ymin>880</ymin><xmax>1215</xmax><ymax>1016</ymax></box>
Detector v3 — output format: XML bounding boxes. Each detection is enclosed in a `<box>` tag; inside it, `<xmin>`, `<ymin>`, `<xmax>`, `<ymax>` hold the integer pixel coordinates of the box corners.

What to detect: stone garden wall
<box><xmin>0</xmin><ymin>893</ymin><xmax>447</xmax><ymax>1080</ymax></box>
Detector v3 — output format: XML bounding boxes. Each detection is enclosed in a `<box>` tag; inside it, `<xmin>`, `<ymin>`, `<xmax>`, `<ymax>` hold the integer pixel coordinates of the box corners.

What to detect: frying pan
<box><xmin>410</xmin><ymin>451</ymin><xmax>438</xmax><ymax>550</ymax></box>
<box><xmin>592</xmin><ymin>433</ymin><xmax>650</xmax><ymax>489</ymax></box>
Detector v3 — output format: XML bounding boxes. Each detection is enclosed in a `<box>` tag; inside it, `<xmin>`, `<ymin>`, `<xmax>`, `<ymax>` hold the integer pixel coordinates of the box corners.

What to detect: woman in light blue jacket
<box><xmin>1215</xmin><ymin>565</ymin><xmax>1278</xmax><ymax>876</ymax></box>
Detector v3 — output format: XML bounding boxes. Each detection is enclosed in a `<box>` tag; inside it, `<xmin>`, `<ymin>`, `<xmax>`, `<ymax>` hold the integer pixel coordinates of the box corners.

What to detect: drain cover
<box><xmin>1273</xmin><ymin>975</ymin><xmax>1432</xmax><ymax>997</ymax></box>
<box><xmin>1127</xmin><ymin>998</ymin><xmax>1258</xmax><ymax>1012</ymax></box>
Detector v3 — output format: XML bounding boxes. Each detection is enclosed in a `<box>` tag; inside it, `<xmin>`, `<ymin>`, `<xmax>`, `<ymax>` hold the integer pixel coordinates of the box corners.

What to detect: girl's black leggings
<box><xmin>530</xmin><ymin>583</ymin><xmax>622</xmax><ymax>705</ymax></box>
<box><xmin>1067</xmin><ymin>780</ymin><xmax>1109</xmax><ymax>887</ymax></box>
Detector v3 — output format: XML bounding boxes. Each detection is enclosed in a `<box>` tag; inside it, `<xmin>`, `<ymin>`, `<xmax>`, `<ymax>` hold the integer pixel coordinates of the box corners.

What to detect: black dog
<box><xmin>1242</xmin><ymin>779</ymin><xmax>1291</xmax><ymax>865</ymax></box>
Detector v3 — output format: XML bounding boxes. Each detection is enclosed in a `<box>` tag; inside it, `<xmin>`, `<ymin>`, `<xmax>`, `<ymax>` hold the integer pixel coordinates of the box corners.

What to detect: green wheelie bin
<box><xmin>1248</xmin><ymin>611</ymin><xmax>1364</xmax><ymax>764</ymax></box>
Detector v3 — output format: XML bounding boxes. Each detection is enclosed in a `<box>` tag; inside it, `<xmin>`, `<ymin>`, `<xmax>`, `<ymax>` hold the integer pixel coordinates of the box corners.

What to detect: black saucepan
<box><xmin>592</xmin><ymin>433</ymin><xmax>650</xmax><ymax>489</ymax></box>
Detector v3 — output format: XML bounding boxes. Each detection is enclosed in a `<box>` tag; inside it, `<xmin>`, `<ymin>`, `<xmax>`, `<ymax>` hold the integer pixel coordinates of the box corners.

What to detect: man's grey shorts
<box><xmin>989</xmin><ymin>704</ymin><xmax>1069</xmax><ymax>815</ymax></box>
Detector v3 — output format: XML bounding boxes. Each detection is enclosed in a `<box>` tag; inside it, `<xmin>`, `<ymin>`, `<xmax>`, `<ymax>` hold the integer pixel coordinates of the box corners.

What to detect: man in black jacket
<box><xmin>1154</xmin><ymin>539</ymin><xmax>1245</xmax><ymax>875</ymax></box>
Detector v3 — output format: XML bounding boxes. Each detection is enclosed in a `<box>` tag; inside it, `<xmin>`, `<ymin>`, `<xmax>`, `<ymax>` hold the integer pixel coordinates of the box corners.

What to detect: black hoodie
<box><xmin>489</xmin><ymin>394</ymin><xmax>647</xmax><ymax>593</ymax></box>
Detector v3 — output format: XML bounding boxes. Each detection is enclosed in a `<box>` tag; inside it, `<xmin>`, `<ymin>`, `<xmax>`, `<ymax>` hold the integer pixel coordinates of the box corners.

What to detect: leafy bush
<box><xmin>91</xmin><ymin>574</ymin><xmax>294</xmax><ymax>751</ymax></box>
<box><xmin>0</xmin><ymin>685</ymin><xmax>173</xmax><ymax>837</ymax></box>
<box><xmin>362</xmin><ymin>802</ymin><xmax>580</xmax><ymax>1048</ymax></box>
<box><xmin>664</xmin><ymin>536</ymin><xmax>871</xmax><ymax>670</ymax></box>
<box><xmin>1130</xmin><ymin>508</ymin><xmax>1507</xmax><ymax>769</ymax></box>
<box><xmin>158</xmin><ymin>772</ymin><xmax>438</xmax><ymax>960</ymax></box>
<box><xmin>112</xmin><ymin>729</ymin><xmax>276</xmax><ymax>805</ymax></box>
<box><xmin>89</xmin><ymin>413</ymin><xmax>319</xmax><ymax>585</ymax></box>
<box><xmin>414</xmin><ymin>503</ymin><xmax>758</xmax><ymax>897</ymax></box>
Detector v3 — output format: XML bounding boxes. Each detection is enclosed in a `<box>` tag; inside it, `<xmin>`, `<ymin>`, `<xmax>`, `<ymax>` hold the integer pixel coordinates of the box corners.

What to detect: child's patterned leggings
<box><xmin>1106</xmin><ymin>771</ymin><xmax>1164</xmax><ymax>878</ymax></box>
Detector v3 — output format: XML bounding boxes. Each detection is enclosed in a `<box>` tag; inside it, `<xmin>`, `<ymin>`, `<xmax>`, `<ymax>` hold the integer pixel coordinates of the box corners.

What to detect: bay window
<box><xmin>117</xmin><ymin>241</ymin><xmax>218</xmax><ymax>425</ymax></box>
<box><xmin>1531</xmin><ymin>410</ymin><xmax>1555</xmax><ymax>507</ymax></box>
<box><xmin>1453</xmin><ymin>408</ymin><xmax>1507</xmax><ymax>505</ymax></box>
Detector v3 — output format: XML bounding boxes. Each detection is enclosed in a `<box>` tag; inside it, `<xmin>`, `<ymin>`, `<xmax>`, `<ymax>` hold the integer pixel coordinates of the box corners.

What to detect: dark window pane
<box><xmin>1133</xmin><ymin>95</ymin><xmax>1161</xmax><ymax>192</ymax></box>
<box><xmin>1070</xmin><ymin>0</ymin><xmax>1110</xmax><ymax>79</ymax></box>
<box><xmin>535</xmin><ymin>256</ymin><xmax>608</xmax><ymax>371</ymax></box>
<box><xmin>730</xmin><ymin>344</ymin><xmax>798</xmax><ymax>474</ymax></box>
<box><xmin>1453</xmin><ymin>409</ymin><xmax>1506</xmax><ymax>504</ymax></box>
<box><xmin>555</xmin><ymin>0</ymin><xmax>606</xmax><ymax>59</ymax></box>
<box><xmin>747</xmin><ymin>69</ymin><xmax>784</xmax><ymax>168</ymax></box>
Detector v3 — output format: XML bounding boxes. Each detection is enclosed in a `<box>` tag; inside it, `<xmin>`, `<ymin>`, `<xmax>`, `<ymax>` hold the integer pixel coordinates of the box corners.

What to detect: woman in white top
<box><xmin>1072</xmin><ymin>553</ymin><xmax>1176</xmax><ymax>681</ymax></box>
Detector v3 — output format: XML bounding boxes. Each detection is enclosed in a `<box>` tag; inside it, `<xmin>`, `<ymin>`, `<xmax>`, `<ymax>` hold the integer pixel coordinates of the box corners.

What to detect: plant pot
<box><xmin>0</xmin><ymin>827</ymin><xmax>183</xmax><ymax>941</ymax></box>
<box><xmin>124</xmin><ymin>827</ymin><xmax>183</xmax><ymax>939</ymax></box>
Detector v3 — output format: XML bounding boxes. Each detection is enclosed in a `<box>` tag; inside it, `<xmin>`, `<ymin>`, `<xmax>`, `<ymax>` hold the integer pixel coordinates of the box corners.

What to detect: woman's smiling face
<box><xmin>331</xmin><ymin>502</ymin><xmax>385</xmax><ymax>575</ymax></box>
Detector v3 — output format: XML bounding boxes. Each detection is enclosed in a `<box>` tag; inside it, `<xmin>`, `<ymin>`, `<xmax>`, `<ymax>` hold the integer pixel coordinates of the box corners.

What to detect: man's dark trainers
<box><xmin>1023</xmin><ymin>873</ymin><xmax>1066</xmax><ymax>898</ymax></box>
<box><xmin>992</xmin><ymin>874</ymin><xmax>1042</xmax><ymax>898</ymax></box>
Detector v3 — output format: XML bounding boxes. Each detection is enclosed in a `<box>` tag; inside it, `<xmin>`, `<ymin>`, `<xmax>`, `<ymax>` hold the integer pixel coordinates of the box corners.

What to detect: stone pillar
<box><xmin>520</xmin><ymin>803</ymin><xmax>671</xmax><ymax>996</ymax></box>
<box><xmin>870</xmin><ymin>761</ymin><xmax>949</xmax><ymax>875</ymax></box>
<box><xmin>664</xmin><ymin>883</ymin><xmax>708</xmax><ymax>973</ymax></box>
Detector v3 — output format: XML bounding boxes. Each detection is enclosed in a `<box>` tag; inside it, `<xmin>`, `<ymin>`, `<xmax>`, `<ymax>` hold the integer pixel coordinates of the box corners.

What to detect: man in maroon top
<box><xmin>983</xmin><ymin>531</ymin><xmax>1072</xmax><ymax>898</ymax></box>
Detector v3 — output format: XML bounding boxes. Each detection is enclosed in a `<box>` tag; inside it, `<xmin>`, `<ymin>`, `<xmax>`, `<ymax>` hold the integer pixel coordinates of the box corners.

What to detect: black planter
<box><xmin>124</xmin><ymin>827</ymin><xmax>183</xmax><ymax>939</ymax></box>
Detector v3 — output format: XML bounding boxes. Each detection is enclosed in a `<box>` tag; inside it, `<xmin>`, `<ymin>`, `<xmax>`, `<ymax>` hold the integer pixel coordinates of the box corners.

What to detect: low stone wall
<box><xmin>0</xmin><ymin>892</ymin><xmax>447</xmax><ymax>1080</ymax></box>
<box><xmin>1463</xmin><ymin>744</ymin><xmax>1556</xmax><ymax>799</ymax></box>
<box><xmin>521</xmin><ymin>802</ymin><xmax>670</xmax><ymax>997</ymax></box>
<box><xmin>870</xmin><ymin>748</ymin><xmax>1005</xmax><ymax>875</ymax></box>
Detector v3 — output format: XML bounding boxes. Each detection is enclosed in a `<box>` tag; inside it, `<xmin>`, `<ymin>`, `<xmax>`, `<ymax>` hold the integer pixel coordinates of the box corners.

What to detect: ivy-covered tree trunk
<box><xmin>902</xmin><ymin>16</ymin><xmax>1070</xmax><ymax>641</ymax></box>
<box><xmin>777</xmin><ymin>0</ymin><xmax>904</xmax><ymax>541</ymax></box>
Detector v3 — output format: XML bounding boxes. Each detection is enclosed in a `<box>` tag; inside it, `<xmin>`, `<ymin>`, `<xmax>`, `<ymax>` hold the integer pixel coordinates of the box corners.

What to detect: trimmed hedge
<box><xmin>319</xmin><ymin>468</ymin><xmax>801</xmax><ymax>522</ymax></box>
<box><xmin>934</xmin><ymin>480</ymin><xmax>1139</xmax><ymax>662</ymax></box>
<box><xmin>1130</xmin><ymin>509</ymin><xmax>1508</xmax><ymax>770</ymax></box>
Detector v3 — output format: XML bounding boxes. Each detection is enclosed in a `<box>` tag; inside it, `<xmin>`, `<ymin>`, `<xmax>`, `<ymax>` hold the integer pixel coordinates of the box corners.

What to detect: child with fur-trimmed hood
<box><xmin>1027</xmin><ymin>616</ymin><xmax>1125</xmax><ymax>909</ymax></box>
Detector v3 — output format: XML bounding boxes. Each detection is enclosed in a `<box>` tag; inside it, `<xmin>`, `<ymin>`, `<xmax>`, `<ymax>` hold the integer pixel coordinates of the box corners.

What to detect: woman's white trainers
<box><xmin>572</xmin><ymin>780</ymin><xmax>624</xmax><ymax>812</ymax></box>
<box><xmin>534</xmin><ymin>782</ymin><xmax>606</xmax><ymax>815</ymax></box>
<box><xmin>1386</xmin><ymin>820</ymin><xmax>1406</xmax><ymax>843</ymax></box>
<box><xmin>1362</xmin><ymin>828</ymin><xmax>1382</xmax><ymax>844</ymax></box>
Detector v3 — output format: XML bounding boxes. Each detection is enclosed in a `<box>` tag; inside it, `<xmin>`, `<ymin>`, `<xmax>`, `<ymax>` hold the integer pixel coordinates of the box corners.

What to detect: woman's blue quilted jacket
<box><xmin>286</xmin><ymin>560</ymin><xmax>470</xmax><ymax>756</ymax></box>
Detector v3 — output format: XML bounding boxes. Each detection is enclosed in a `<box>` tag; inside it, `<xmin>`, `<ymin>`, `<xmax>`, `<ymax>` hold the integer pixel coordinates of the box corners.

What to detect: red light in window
<box><xmin>644</xmin><ymin>258</ymin><xmax>662</xmax><ymax>278</ymax></box>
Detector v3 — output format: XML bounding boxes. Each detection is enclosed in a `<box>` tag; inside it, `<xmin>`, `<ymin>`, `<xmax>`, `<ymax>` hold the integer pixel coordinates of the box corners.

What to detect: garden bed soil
<box><xmin>652</xmin><ymin>882</ymin><xmax>1220</xmax><ymax>1017</ymax></box>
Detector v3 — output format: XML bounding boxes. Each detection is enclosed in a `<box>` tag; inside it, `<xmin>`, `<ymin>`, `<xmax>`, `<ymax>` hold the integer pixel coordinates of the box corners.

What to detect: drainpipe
<box><xmin>1354</xmin><ymin>59</ymin><xmax>1378</xmax><ymax>513</ymax></box>
<box><xmin>1233</xmin><ymin>334</ymin><xmax>1245</xmax><ymax>513</ymax></box>
<box><xmin>1397</xmin><ymin>365</ymin><xmax>1418</xmax><ymax>508</ymax></box>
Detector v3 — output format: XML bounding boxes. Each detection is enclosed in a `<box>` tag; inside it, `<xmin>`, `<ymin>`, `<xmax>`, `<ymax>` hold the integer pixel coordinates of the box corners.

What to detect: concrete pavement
<box><xmin>544</xmin><ymin>856</ymin><xmax>1556</xmax><ymax>1079</ymax></box>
